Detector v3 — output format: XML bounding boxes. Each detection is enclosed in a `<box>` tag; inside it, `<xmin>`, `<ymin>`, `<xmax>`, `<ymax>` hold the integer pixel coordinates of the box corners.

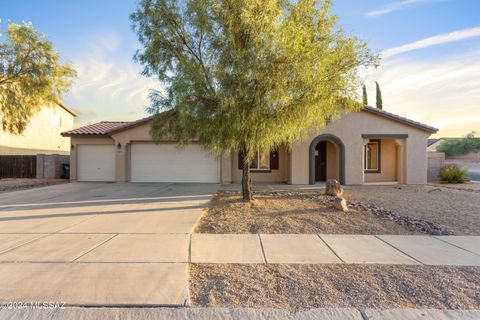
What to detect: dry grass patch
<box><xmin>190</xmin><ymin>264</ymin><xmax>480</xmax><ymax>312</ymax></box>
<box><xmin>0</xmin><ymin>178</ymin><xmax>67</xmax><ymax>193</ymax></box>
<box><xmin>195</xmin><ymin>191</ymin><xmax>422</xmax><ymax>234</ymax></box>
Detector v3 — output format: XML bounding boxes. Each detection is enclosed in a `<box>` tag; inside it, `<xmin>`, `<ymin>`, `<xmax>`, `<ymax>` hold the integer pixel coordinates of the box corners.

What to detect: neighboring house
<box><xmin>0</xmin><ymin>103</ymin><xmax>77</xmax><ymax>155</ymax></box>
<box><xmin>62</xmin><ymin>106</ymin><xmax>437</xmax><ymax>185</ymax></box>
<box><xmin>427</xmin><ymin>138</ymin><xmax>448</xmax><ymax>152</ymax></box>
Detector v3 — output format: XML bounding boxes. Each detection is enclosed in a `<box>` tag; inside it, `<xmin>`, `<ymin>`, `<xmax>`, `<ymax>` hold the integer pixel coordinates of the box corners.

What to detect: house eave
<box><xmin>362</xmin><ymin>106</ymin><xmax>438</xmax><ymax>134</ymax></box>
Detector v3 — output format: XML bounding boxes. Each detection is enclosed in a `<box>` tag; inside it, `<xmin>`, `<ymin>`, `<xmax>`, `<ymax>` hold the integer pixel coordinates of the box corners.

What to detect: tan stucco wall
<box><xmin>230</xmin><ymin>146</ymin><xmax>289</xmax><ymax>183</ymax></box>
<box><xmin>364</xmin><ymin>138</ymin><xmax>398</xmax><ymax>182</ymax></box>
<box><xmin>70</xmin><ymin>122</ymin><xmax>227</xmax><ymax>183</ymax></box>
<box><xmin>0</xmin><ymin>105</ymin><xmax>74</xmax><ymax>155</ymax></box>
<box><xmin>289</xmin><ymin>110</ymin><xmax>431</xmax><ymax>185</ymax></box>
<box><xmin>70</xmin><ymin>109</ymin><xmax>431</xmax><ymax>185</ymax></box>
<box><xmin>69</xmin><ymin>136</ymin><xmax>115</xmax><ymax>181</ymax></box>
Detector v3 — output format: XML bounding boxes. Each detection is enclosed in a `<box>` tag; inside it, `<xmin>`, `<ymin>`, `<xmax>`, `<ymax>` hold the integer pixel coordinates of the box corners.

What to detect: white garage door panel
<box><xmin>131</xmin><ymin>144</ymin><xmax>220</xmax><ymax>183</ymax></box>
<box><xmin>77</xmin><ymin>145</ymin><xmax>115</xmax><ymax>182</ymax></box>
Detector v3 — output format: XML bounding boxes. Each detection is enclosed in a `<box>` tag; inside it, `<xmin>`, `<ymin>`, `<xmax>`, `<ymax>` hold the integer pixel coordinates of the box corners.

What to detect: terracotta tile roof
<box><xmin>61</xmin><ymin>121</ymin><xmax>132</xmax><ymax>136</ymax></box>
<box><xmin>106</xmin><ymin>115</ymin><xmax>155</xmax><ymax>134</ymax></box>
<box><xmin>63</xmin><ymin>106</ymin><xmax>438</xmax><ymax>137</ymax></box>
<box><xmin>362</xmin><ymin>106</ymin><xmax>438</xmax><ymax>133</ymax></box>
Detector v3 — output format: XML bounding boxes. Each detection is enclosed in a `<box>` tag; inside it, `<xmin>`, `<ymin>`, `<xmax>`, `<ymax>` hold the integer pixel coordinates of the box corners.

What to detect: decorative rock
<box><xmin>334</xmin><ymin>197</ymin><xmax>348</xmax><ymax>212</ymax></box>
<box><xmin>325</xmin><ymin>179</ymin><xmax>343</xmax><ymax>197</ymax></box>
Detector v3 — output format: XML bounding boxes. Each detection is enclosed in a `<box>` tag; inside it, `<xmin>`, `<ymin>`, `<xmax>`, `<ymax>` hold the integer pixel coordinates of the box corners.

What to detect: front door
<box><xmin>315</xmin><ymin>141</ymin><xmax>327</xmax><ymax>181</ymax></box>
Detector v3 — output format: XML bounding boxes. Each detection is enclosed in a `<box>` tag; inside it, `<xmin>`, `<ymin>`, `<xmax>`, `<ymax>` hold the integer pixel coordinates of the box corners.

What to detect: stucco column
<box><xmin>70</xmin><ymin>144</ymin><xmax>77</xmax><ymax>181</ymax></box>
<box><xmin>114</xmin><ymin>139</ymin><xmax>129</xmax><ymax>182</ymax></box>
<box><xmin>361</xmin><ymin>138</ymin><xmax>369</xmax><ymax>184</ymax></box>
<box><xmin>394</xmin><ymin>139</ymin><xmax>405</xmax><ymax>184</ymax></box>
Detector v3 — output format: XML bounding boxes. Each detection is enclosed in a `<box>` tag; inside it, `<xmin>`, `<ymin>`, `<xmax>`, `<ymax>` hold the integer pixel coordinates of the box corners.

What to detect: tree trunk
<box><xmin>241</xmin><ymin>155</ymin><xmax>254</xmax><ymax>201</ymax></box>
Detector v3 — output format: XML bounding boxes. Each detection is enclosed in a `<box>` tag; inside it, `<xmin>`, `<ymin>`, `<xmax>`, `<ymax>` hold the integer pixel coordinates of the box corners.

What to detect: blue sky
<box><xmin>2</xmin><ymin>0</ymin><xmax>480</xmax><ymax>136</ymax></box>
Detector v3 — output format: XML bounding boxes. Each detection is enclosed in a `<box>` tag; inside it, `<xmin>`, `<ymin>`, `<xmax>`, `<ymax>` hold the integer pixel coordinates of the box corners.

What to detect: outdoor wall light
<box><xmin>71</xmin><ymin>144</ymin><xmax>74</xmax><ymax>150</ymax></box>
<box><xmin>117</xmin><ymin>143</ymin><xmax>122</xmax><ymax>150</ymax></box>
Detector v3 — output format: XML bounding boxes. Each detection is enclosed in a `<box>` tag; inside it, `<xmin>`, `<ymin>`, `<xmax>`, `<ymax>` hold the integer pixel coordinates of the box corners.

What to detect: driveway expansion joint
<box><xmin>71</xmin><ymin>233</ymin><xmax>119</xmax><ymax>262</ymax></box>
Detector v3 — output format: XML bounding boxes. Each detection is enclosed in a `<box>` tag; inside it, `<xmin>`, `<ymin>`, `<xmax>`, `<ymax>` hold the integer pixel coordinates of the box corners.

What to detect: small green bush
<box><xmin>438</xmin><ymin>164</ymin><xmax>468</xmax><ymax>184</ymax></box>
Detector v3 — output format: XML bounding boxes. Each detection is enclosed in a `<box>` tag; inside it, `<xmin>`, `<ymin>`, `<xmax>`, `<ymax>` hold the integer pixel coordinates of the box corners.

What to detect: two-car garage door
<box><xmin>77</xmin><ymin>143</ymin><xmax>220</xmax><ymax>183</ymax></box>
<box><xmin>130</xmin><ymin>143</ymin><xmax>220</xmax><ymax>183</ymax></box>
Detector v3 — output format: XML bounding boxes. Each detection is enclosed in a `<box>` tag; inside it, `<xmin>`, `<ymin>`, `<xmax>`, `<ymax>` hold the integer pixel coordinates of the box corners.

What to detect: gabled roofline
<box><xmin>106</xmin><ymin>115</ymin><xmax>155</xmax><ymax>135</ymax></box>
<box><xmin>61</xmin><ymin>121</ymin><xmax>131</xmax><ymax>137</ymax></box>
<box><xmin>64</xmin><ymin>106</ymin><xmax>439</xmax><ymax>137</ymax></box>
<box><xmin>56</xmin><ymin>102</ymin><xmax>78</xmax><ymax>117</ymax></box>
<box><xmin>362</xmin><ymin>105</ymin><xmax>438</xmax><ymax>133</ymax></box>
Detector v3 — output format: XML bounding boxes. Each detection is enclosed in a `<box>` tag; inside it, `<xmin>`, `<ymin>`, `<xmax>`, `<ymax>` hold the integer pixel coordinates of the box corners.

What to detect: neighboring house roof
<box><xmin>362</xmin><ymin>106</ymin><xmax>438</xmax><ymax>133</ymax></box>
<box><xmin>428</xmin><ymin>138</ymin><xmax>440</xmax><ymax>147</ymax></box>
<box><xmin>57</xmin><ymin>102</ymin><xmax>78</xmax><ymax>117</ymax></box>
<box><xmin>61</xmin><ymin>121</ymin><xmax>131</xmax><ymax>136</ymax></box>
<box><xmin>62</xmin><ymin>106</ymin><xmax>439</xmax><ymax>137</ymax></box>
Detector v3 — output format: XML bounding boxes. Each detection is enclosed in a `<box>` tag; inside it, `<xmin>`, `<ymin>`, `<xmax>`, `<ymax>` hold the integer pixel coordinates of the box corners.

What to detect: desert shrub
<box><xmin>437</xmin><ymin>132</ymin><xmax>480</xmax><ymax>156</ymax></box>
<box><xmin>438</xmin><ymin>164</ymin><xmax>468</xmax><ymax>184</ymax></box>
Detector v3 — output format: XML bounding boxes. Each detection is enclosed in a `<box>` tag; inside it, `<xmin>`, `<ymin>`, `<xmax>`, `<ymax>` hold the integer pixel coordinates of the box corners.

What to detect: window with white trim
<box><xmin>364</xmin><ymin>140</ymin><xmax>380</xmax><ymax>172</ymax></box>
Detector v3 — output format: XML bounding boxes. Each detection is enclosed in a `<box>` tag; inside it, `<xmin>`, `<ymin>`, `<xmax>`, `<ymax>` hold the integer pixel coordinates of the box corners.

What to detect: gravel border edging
<box><xmin>257</xmin><ymin>191</ymin><xmax>454</xmax><ymax>236</ymax></box>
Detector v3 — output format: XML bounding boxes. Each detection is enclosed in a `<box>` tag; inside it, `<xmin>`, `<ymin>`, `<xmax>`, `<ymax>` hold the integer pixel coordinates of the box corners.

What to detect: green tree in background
<box><xmin>0</xmin><ymin>23</ymin><xmax>76</xmax><ymax>135</ymax></box>
<box><xmin>131</xmin><ymin>0</ymin><xmax>376</xmax><ymax>200</ymax></box>
<box><xmin>375</xmin><ymin>81</ymin><xmax>383</xmax><ymax>109</ymax></box>
<box><xmin>362</xmin><ymin>84</ymin><xmax>368</xmax><ymax>106</ymax></box>
<box><xmin>437</xmin><ymin>132</ymin><xmax>480</xmax><ymax>156</ymax></box>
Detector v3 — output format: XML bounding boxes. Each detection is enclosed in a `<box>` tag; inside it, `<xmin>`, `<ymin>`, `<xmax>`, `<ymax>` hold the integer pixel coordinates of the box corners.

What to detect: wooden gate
<box><xmin>0</xmin><ymin>156</ymin><xmax>37</xmax><ymax>179</ymax></box>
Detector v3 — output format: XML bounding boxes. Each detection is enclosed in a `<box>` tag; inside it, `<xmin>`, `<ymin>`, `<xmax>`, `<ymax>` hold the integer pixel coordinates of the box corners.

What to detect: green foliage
<box><xmin>436</xmin><ymin>132</ymin><xmax>480</xmax><ymax>156</ymax></box>
<box><xmin>362</xmin><ymin>84</ymin><xmax>368</xmax><ymax>106</ymax></box>
<box><xmin>0</xmin><ymin>23</ymin><xmax>76</xmax><ymax>134</ymax></box>
<box><xmin>131</xmin><ymin>0</ymin><xmax>376</xmax><ymax>198</ymax></box>
<box><xmin>375</xmin><ymin>81</ymin><xmax>382</xmax><ymax>109</ymax></box>
<box><xmin>438</xmin><ymin>164</ymin><xmax>468</xmax><ymax>184</ymax></box>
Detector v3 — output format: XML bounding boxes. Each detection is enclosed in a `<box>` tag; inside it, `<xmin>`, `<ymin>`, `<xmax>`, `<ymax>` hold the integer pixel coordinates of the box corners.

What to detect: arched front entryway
<box><xmin>309</xmin><ymin>134</ymin><xmax>345</xmax><ymax>185</ymax></box>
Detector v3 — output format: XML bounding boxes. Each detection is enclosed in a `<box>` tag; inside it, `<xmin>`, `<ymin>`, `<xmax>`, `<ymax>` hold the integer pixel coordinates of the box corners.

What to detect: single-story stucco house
<box><xmin>62</xmin><ymin>106</ymin><xmax>438</xmax><ymax>185</ymax></box>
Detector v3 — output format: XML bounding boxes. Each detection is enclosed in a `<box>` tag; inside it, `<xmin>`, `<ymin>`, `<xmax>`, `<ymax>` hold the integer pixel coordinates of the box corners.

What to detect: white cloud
<box><xmin>63</xmin><ymin>32</ymin><xmax>164</xmax><ymax>127</ymax></box>
<box><xmin>366</xmin><ymin>0</ymin><xmax>445</xmax><ymax>17</ymax></box>
<box><xmin>364</xmin><ymin>49</ymin><xmax>480</xmax><ymax>137</ymax></box>
<box><xmin>382</xmin><ymin>26</ymin><xmax>480</xmax><ymax>58</ymax></box>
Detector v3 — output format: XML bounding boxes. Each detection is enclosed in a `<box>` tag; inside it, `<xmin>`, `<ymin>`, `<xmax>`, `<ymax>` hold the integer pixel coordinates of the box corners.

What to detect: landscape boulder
<box><xmin>325</xmin><ymin>179</ymin><xmax>343</xmax><ymax>197</ymax></box>
<box><xmin>334</xmin><ymin>197</ymin><xmax>348</xmax><ymax>212</ymax></box>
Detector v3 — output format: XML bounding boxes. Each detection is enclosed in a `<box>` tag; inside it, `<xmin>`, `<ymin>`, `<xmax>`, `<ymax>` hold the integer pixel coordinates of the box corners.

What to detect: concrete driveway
<box><xmin>0</xmin><ymin>182</ymin><xmax>218</xmax><ymax>306</ymax></box>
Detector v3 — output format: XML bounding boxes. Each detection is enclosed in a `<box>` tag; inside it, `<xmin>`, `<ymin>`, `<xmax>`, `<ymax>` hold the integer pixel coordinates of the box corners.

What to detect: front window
<box><xmin>251</xmin><ymin>150</ymin><xmax>270</xmax><ymax>170</ymax></box>
<box><xmin>364</xmin><ymin>140</ymin><xmax>380</xmax><ymax>172</ymax></box>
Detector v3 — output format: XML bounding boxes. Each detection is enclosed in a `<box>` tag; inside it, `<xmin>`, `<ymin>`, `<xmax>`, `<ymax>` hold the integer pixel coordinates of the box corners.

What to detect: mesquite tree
<box><xmin>0</xmin><ymin>23</ymin><xmax>76</xmax><ymax>134</ymax></box>
<box><xmin>131</xmin><ymin>0</ymin><xmax>376</xmax><ymax>200</ymax></box>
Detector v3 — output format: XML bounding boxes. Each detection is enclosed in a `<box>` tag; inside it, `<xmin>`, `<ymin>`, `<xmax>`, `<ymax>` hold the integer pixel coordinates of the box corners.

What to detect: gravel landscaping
<box><xmin>189</xmin><ymin>264</ymin><xmax>480</xmax><ymax>312</ymax></box>
<box><xmin>347</xmin><ymin>185</ymin><xmax>480</xmax><ymax>235</ymax></box>
<box><xmin>0</xmin><ymin>178</ymin><xmax>67</xmax><ymax>193</ymax></box>
<box><xmin>195</xmin><ymin>191</ymin><xmax>434</xmax><ymax>234</ymax></box>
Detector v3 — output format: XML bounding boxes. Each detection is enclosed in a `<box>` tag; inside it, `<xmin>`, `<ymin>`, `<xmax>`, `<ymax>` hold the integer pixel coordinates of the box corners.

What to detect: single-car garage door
<box><xmin>130</xmin><ymin>143</ymin><xmax>220</xmax><ymax>183</ymax></box>
<box><xmin>77</xmin><ymin>145</ymin><xmax>115</xmax><ymax>182</ymax></box>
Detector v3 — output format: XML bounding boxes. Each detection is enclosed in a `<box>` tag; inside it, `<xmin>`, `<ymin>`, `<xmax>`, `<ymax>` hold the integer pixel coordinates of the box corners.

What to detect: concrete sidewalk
<box><xmin>1</xmin><ymin>307</ymin><xmax>479</xmax><ymax>320</ymax></box>
<box><xmin>191</xmin><ymin>234</ymin><xmax>480</xmax><ymax>265</ymax></box>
